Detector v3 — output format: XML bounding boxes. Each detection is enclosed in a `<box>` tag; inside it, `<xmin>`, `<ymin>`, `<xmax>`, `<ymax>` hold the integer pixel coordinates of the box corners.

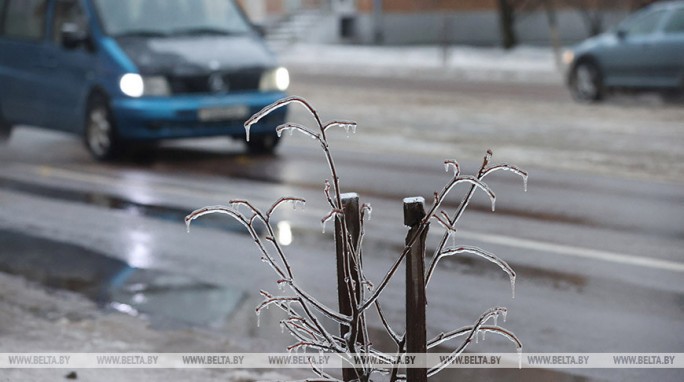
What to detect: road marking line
<box><xmin>9</xmin><ymin>163</ymin><xmax>684</xmax><ymax>273</ymax></box>
<box><xmin>452</xmin><ymin>229</ymin><xmax>684</xmax><ymax>273</ymax></box>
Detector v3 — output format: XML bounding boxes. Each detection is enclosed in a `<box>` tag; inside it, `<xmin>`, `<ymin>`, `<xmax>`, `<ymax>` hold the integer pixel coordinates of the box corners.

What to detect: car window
<box><xmin>663</xmin><ymin>8</ymin><xmax>684</xmax><ymax>34</ymax></box>
<box><xmin>3</xmin><ymin>0</ymin><xmax>47</xmax><ymax>40</ymax></box>
<box><xmin>93</xmin><ymin>0</ymin><xmax>251</xmax><ymax>37</ymax></box>
<box><xmin>52</xmin><ymin>0</ymin><xmax>87</xmax><ymax>44</ymax></box>
<box><xmin>622</xmin><ymin>9</ymin><xmax>666</xmax><ymax>37</ymax></box>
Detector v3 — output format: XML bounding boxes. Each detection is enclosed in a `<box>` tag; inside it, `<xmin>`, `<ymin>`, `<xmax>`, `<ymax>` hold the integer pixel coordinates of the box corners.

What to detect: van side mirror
<box><xmin>61</xmin><ymin>22</ymin><xmax>88</xmax><ymax>49</ymax></box>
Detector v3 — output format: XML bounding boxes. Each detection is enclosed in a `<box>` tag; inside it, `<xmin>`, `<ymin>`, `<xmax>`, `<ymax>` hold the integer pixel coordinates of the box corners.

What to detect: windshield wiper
<box><xmin>169</xmin><ymin>27</ymin><xmax>242</xmax><ymax>36</ymax></box>
<box><xmin>115</xmin><ymin>30</ymin><xmax>169</xmax><ymax>38</ymax></box>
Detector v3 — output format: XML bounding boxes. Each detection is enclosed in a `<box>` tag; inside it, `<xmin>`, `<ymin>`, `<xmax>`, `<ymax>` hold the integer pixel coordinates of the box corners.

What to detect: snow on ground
<box><xmin>0</xmin><ymin>272</ymin><xmax>290</xmax><ymax>382</ymax></box>
<box><xmin>279</xmin><ymin>43</ymin><xmax>563</xmax><ymax>83</ymax></box>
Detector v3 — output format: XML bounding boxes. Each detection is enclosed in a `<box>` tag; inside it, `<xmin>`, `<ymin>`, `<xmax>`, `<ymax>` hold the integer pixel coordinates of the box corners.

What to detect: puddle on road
<box><xmin>0</xmin><ymin>177</ymin><xmax>255</xmax><ymax>235</ymax></box>
<box><xmin>0</xmin><ymin>230</ymin><xmax>590</xmax><ymax>381</ymax></box>
<box><xmin>0</xmin><ymin>229</ymin><xmax>243</xmax><ymax>329</ymax></box>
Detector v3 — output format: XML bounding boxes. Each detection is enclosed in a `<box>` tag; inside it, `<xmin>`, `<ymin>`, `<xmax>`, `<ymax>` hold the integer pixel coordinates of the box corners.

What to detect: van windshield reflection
<box><xmin>94</xmin><ymin>0</ymin><xmax>251</xmax><ymax>37</ymax></box>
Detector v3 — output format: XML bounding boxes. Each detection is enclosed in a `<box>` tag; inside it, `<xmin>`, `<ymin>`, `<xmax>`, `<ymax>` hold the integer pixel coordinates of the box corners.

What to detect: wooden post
<box><xmin>404</xmin><ymin>197</ymin><xmax>428</xmax><ymax>382</ymax></box>
<box><xmin>335</xmin><ymin>193</ymin><xmax>362</xmax><ymax>381</ymax></box>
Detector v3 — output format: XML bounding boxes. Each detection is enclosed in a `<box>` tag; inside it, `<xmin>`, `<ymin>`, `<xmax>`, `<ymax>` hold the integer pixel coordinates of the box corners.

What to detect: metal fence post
<box><xmin>404</xmin><ymin>197</ymin><xmax>428</xmax><ymax>382</ymax></box>
<box><xmin>335</xmin><ymin>193</ymin><xmax>362</xmax><ymax>381</ymax></box>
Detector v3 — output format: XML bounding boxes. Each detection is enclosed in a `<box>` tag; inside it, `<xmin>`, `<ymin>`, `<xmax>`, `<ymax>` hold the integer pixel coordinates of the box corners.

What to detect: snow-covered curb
<box><xmin>279</xmin><ymin>43</ymin><xmax>564</xmax><ymax>84</ymax></box>
<box><xmin>0</xmin><ymin>272</ymin><xmax>290</xmax><ymax>382</ymax></box>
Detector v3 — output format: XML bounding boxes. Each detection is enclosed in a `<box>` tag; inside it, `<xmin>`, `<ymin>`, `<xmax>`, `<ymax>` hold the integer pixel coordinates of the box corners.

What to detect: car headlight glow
<box><xmin>562</xmin><ymin>50</ymin><xmax>575</xmax><ymax>66</ymax></box>
<box><xmin>120</xmin><ymin>74</ymin><xmax>171</xmax><ymax>97</ymax></box>
<box><xmin>260</xmin><ymin>67</ymin><xmax>290</xmax><ymax>92</ymax></box>
<box><xmin>120</xmin><ymin>73</ymin><xmax>144</xmax><ymax>97</ymax></box>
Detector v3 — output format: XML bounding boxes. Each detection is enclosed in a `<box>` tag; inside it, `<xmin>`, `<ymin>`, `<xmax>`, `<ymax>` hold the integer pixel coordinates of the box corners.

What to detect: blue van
<box><xmin>0</xmin><ymin>0</ymin><xmax>289</xmax><ymax>160</ymax></box>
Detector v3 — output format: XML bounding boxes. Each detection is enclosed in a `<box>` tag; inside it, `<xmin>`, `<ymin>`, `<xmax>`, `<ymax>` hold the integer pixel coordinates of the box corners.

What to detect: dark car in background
<box><xmin>0</xmin><ymin>0</ymin><xmax>289</xmax><ymax>160</ymax></box>
<box><xmin>564</xmin><ymin>1</ymin><xmax>684</xmax><ymax>101</ymax></box>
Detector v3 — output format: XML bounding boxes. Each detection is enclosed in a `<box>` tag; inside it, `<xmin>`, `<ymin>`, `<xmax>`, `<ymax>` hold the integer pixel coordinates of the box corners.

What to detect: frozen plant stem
<box><xmin>186</xmin><ymin>96</ymin><xmax>527</xmax><ymax>381</ymax></box>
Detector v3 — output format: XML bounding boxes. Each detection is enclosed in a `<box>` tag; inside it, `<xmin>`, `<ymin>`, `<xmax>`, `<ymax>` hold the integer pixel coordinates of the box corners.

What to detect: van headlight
<box><xmin>120</xmin><ymin>74</ymin><xmax>171</xmax><ymax>97</ymax></box>
<box><xmin>260</xmin><ymin>67</ymin><xmax>289</xmax><ymax>92</ymax></box>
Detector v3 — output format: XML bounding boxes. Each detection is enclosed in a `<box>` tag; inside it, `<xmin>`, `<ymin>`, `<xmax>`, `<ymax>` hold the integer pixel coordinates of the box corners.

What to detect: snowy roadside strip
<box><xmin>0</xmin><ymin>353</ymin><xmax>682</xmax><ymax>369</ymax></box>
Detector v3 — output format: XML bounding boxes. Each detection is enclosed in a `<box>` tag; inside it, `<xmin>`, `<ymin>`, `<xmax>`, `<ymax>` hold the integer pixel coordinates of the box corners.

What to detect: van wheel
<box><xmin>85</xmin><ymin>95</ymin><xmax>124</xmax><ymax>160</ymax></box>
<box><xmin>570</xmin><ymin>61</ymin><xmax>604</xmax><ymax>102</ymax></box>
<box><xmin>245</xmin><ymin>133</ymin><xmax>280</xmax><ymax>154</ymax></box>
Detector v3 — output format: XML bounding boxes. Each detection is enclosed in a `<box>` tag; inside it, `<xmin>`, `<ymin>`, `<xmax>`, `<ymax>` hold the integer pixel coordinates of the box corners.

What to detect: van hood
<box><xmin>115</xmin><ymin>34</ymin><xmax>276</xmax><ymax>75</ymax></box>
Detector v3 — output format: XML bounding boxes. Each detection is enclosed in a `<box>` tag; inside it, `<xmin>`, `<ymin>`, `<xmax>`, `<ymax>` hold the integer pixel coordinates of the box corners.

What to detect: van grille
<box><xmin>167</xmin><ymin>69</ymin><xmax>262</xmax><ymax>94</ymax></box>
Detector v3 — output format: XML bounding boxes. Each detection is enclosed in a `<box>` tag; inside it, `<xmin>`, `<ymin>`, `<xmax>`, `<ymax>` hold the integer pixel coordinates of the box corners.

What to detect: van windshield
<box><xmin>93</xmin><ymin>0</ymin><xmax>252</xmax><ymax>37</ymax></box>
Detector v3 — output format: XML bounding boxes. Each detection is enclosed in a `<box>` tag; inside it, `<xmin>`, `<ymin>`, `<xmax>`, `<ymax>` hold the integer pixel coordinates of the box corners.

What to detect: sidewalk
<box><xmin>279</xmin><ymin>43</ymin><xmax>564</xmax><ymax>84</ymax></box>
<box><xmin>0</xmin><ymin>272</ymin><xmax>289</xmax><ymax>381</ymax></box>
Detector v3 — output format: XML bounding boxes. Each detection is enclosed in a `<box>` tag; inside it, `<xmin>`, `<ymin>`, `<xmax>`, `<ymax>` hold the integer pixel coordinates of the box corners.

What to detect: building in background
<box><xmin>238</xmin><ymin>0</ymin><xmax>656</xmax><ymax>47</ymax></box>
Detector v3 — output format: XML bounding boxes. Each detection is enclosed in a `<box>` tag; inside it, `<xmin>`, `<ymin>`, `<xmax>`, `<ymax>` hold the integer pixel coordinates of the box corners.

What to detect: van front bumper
<box><xmin>110</xmin><ymin>92</ymin><xmax>287</xmax><ymax>141</ymax></box>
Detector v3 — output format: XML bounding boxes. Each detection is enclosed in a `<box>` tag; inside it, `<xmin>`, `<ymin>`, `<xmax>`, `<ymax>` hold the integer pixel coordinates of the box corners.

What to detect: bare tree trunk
<box><xmin>497</xmin><ymin>0</ymin><xmax>518</xmax><ymax>49</ymax></box>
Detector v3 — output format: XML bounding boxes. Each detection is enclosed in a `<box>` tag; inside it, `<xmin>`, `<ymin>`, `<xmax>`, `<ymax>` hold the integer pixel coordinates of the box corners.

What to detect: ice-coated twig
<box><xmin>436</xmin><ymin>175</ymin><xmax>496</xmax><ymax>214</ymax></box>
<box><xmin>261</xmin><ymin>291</ymin><xmax>345</xmax><ymax>353</ymax></box>
<box><xmin>425</xmin><ymin>245</ymin><xmax>516</xmax><ymax>298</ymax></box>
<box><xmin>266</xmin><ymin>197</ymin><xmax>307</xmax><ymax>220</ymax></box>
<box><xmin>245</xmin><ymin>96</ymin><xmax>324</xmax><ymax>134</ymax></box>
<box><xmin>309</xmin><ymin>362</ymin><xmax>340</xmax><ymax>381</ymax></box>
<box><xmin>483</xmin><ymin>163</ymin><xmax>529</xmax><ymax>192</ymax></box>
<box><xmin>276</xmin><ymin>123</ymin><xmax>321</xmax><ymax>140</ymax></box>
<box><xmin>256</xmin><ymin>295</ymin><xmax>299</xmax><ymax>314</ymax></box>
<box><xmin>321</xmin><ymin>208</ymin><xmax>344</xmax><ymax>234</ymax></box>
<box><xmin>427</xmin><ymin>307</ymin><xmax>510</xmax><ymax>376</ymax></box>
<box><xmin>427</xmin><ymin>324</ymin><xmax>522</xmax><ymax>350</ymax></box>
<box><xmin>444</xmin><ymin>160</ymin><xmax>460</xmax><ymax>176</ymax></box>
<box><xmin>324</xmin><ymin>120</ymin><xmax>358</xmax><ymax>135</ymax></box>
<box><xmin>360</xmin><ymin>173</ymin><xmax>496</xmax><ymax>312</ymax></box>
<box><xmin>375</xmin><ymin>301</ymin><xmax>402</xmax><ymax>345</ymax></box>
<box><xmin>431</xmin><ymin>213</ymin><xmax>455</xmax><ymax>232</ymax></box>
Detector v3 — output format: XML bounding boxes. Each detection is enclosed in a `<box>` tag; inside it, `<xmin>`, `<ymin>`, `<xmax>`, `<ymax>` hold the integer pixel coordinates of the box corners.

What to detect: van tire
<box><xmin>245</xmin><ymin>133</ymin><xmax>280</xmax><ymax>154</ymax></box>
<box><xmin>84</xmin><ymin>94</ymin><xmax>124</xmax><ymax>161</ymax></box>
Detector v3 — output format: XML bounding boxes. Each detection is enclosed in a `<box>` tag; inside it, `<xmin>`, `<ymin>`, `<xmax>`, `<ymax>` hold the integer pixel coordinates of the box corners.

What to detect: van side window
<box><xmin>52</xmin><ymin>0</ymin><xmax>86</xmax><ymax>44</ymax></box>
<box><xmin>663</xmin><ymin>8</ymin><xmax>684</xmax><ymax>34</ymax></box>
<box><xmin>3</xmin><ymin>0</ymin><xmax>47</xmax><ymax>40</ymax></box>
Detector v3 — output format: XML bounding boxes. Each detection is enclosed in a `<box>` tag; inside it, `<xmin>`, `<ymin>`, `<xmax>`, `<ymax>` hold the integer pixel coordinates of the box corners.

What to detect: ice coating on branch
<box><xmin>320</xmin><ymin>209</ymin><xmax>342</xmax><ymax>234</ymax></box>
<box><xmin>362</xmin><ymin>203</ymin><xmax>372</xmax><ymax>221</ymax></box>
<box><xmin>426</xmin><ymin>246</ymin><xmax>515</xmax><ymax>297</ymax></box>
<box><xmin>190</xmin><ymin>98</ymin><xmax>529</xmax><ymax>381</ymax></box>
<box><xmin>324</xmin><ymin>120</ymin><xmax>358</xmax><ymax>135</ymax></box>
<box><xmin>444</xmin><ymin>160</ymin><xmax>460</xmax><ymax>176</ymax></box>
<box><xmin>484</xmin><ymin>164</ymin><xmax>529</xmax><ymax>192</ymax></box>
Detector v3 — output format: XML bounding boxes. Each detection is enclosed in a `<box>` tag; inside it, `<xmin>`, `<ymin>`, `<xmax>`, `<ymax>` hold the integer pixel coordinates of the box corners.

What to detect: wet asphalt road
<box><xmin>0</xmin><ymin>75</ymin><xmax>682</xmax><ymax>381</ymax></box>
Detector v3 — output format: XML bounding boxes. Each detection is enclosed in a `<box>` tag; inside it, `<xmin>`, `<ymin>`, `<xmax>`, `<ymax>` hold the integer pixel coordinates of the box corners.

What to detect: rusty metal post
<box><xmin>335</xmin><ymin>193</ymin><xmax>362</xmax><ymax>381</ymax></box>
<box><xmin>404</xmin><ymin>197</ymin><xmax>428</xmax><ymax>382</ymax></box>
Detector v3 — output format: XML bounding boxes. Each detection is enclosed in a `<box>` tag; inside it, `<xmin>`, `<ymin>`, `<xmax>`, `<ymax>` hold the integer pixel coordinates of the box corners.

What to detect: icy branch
<box><xmin>427</xmin><ymin>307</ymin><xmax>512</xmax><ymax>376</ymax></box>
<box><xmin>427</xmin><ymin>325</ymin><xmax>522</xmax><ymax>350</ymax></box>
<box><xmin>426</xmin><ymin>245</ymin><xmax>516</xmax><ymax>298</ymax></box>
<box><xmin>324</xmin><ymin>120</ymin><xmax>358</xmax><ymax>136</ymax></box>
<box><xmin>267</xmin><ymin>197</ymin><xmax>306</xmax><ymax>219</ymax></box>
<box><xmin>276</xmin><ymin>123</ymin><xmax>321</xmax><ymax>140</ymax></box>
<box><xmin>483</xmin><ymin>164</ymin><xmax>529</xmax><ymax>192</ymax></box>
<box><xmin>244</xmin><ymin>96</ymin><xmax>323</xmax><ymax>132</ymax></box>
<box><xmin>438</xmin><ymin>175</ymin><xmax>496</xmax><ymax>214</ymax></box>
<box><xmin>443</xmin><ymin>160</ymin><xmax>460</xmax><ymax>176</ymax></box>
